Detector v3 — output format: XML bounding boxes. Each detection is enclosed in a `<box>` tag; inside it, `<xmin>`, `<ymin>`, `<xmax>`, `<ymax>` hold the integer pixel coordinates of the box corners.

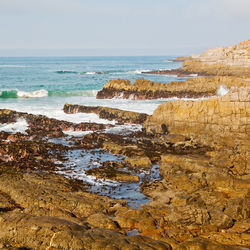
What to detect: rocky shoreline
<box><xmin>143</xmin><ymin>41</ymin><xmax>250</xmax><ymax>78</ymax></box>
<box><xmin>96</xmin><ymin>76</ymin><xmax>248</xmax><ymax>100</ymax></box>
<box><xmin>0</xmin><ymin>41</ymin><xmax>249</xmax><ymax>249</ymax></box>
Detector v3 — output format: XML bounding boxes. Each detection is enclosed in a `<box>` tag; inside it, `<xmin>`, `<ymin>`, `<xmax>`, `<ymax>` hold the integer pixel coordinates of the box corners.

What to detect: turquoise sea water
<box><xmin>0</xmin><ymin>56</ymin><xmax>185</xmax><ymax>120</ymax></box>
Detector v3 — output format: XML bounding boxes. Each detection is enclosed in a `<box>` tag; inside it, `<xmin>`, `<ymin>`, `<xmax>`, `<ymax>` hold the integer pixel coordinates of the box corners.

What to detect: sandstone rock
<box><xmin>208</xmin><ymin>209</ymin><xmax>234</xmax><ymax>229</ymax></box>
<box><xmin>86</xmin><ymin>166</ymin><xmax>140</xmax><ymax>183</ymax></box>
<box><xmin>0</xmin><ymin>170</ymin><xmax>123</xmax><ymax>219</ymax></box>
<box><xmin>0</xmin><ymin>211</ymin><xmax>172</xmax><ymax>250</ymax></box>
<box><xmin>167</xmin><ymin>206</ymin><xmax>210</xmax><ymax>226</ymax></box>
<box><xmin>176</xmin><ymin>238</ymin><xmax>244</xmax><ymax>250</ymax></box>
<box><xmin>86</xmin><ymin>213</ymin><xmax>119</xmax><ymax>230</ymax></box>
<box><xmin>144</xmin><ymin>87</ymin><xmax>250</xmax><ymax>176</ymax></box>
<box><xmin>125</xmin><ymin>156</ymin><xmax>152</xmax><ymax>169</ymax></box>
<box><xmin>182</xmin><ymin>40</ymin><xmax>250</xmax><ymax>77</ymax></box>
<box><xmin>96</xmin><ymin>77</ymin><xmax>248</xmax><ymax>100</ymax></box>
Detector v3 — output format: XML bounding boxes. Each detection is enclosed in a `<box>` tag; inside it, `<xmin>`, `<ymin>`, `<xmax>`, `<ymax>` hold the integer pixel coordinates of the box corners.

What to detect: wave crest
<box><xmin>0</xmin><ymin>89</ymin><xmax>48</xmax><ymax>99</ymax></box>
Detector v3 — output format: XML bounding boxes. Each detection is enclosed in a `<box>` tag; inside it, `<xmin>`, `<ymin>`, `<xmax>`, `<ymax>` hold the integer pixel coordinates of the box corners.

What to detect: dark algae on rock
<box><xmin>0</xmin><ymin>41</ymin><xmax>250</xmax><ymax>249</ymax></box>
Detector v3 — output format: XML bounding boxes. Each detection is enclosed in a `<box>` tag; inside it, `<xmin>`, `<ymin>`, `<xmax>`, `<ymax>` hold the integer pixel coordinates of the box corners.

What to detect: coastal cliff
<box><xmin>181</xmin><ymin>40</ymin><xmax>250</xmax><ymax>77</ymax></box>
<box><xmin>144</xmin><ymin>40</ymin><xmax>250</xmax><ymax>77</ymax></box>
<box><xmin>144</xmin><ymin>86</ymin><xmax>250</xmax><ymax>174</ymax></box>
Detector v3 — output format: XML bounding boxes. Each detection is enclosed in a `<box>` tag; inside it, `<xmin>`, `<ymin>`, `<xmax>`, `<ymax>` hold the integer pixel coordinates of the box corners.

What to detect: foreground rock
<box><xmin>0</xmin><ymin>168</ymin><xmax>172</xmax><ymax>249</ymax></box>
<box><xmin>96</xmin><ymin>77</ymin><xmax>248</xmax><ymax>100</ymax></box>
<box><xmin>63</xmin><ymin>104</ymin><xmax>148</xmax><ymax>124</ymax></box>
<box><xmin>139</xmin><ymin>86</ymin><xmax>250</xmax><ymax>248</ymax></box>
<box><xmin>0</xmin><ymin>87</ymin><xmax>249</xmax><ymax>249</ymax></box>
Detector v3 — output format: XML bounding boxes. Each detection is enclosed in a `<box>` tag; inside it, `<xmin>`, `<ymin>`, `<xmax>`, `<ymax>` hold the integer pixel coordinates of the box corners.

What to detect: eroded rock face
<box><xmin>96</xmin><ymin>77</ymin><xmax>248</xmax><ymax>100</ymax></box>
<box><xmin>144</xmin><ymin>87</ymin><xmax>250</xmax><ymax>174</ymax></box>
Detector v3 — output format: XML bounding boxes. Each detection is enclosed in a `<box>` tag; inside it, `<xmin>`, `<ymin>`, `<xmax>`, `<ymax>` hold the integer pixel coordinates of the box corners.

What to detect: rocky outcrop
<box><xmin>137</xmin><ymin>86</ymin><xmax>250</xmax><ymax>248</ymax></box>
<box><xmin>146</xmin><ymin>41</ymin><xmax>250</xmax><ymax>77</ymax></box>
<box><xmin>0</xmin><ymin>173</ymin><xmax>172</xmax><ymax>249</ymax></box>
<box><xmin>63</xmin><ymin>104</ymin><xmax>148</xmax><ymax>124</ymax></box>
<box><xmin>96</xmin><ymin>77</ymin><xmax>248</xmax><ymax>100</ymax></box>
<box><xmin>144</xmin><ymin>87</ymin><xmax>250</xmax><ymax>174</ymax></box>
<box><xmin>182</xmin><ymin>40</ymin><xmax>250</xmax><ymax>77</ymax></box>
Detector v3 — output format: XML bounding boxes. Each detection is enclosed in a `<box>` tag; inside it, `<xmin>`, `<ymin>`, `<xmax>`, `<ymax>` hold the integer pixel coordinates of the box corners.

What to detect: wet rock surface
<box><xmin>0</xmin><ymin>80</ymin><xmax>249</xmax><ymax>250</ymax></box>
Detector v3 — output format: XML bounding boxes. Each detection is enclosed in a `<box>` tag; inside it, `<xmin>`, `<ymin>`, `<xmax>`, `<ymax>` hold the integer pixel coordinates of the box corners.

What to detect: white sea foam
<box><xmin>134</xmin><ymin>69</ymin><xmax>152</xmax><ymax>74</ymax></box>
<box><xmin>104</xmin><ymin>124</ymin><xmax>142</xmax><ymax>134</ymax></box>
<box><xmin>85</xmin><ymin>71</ymin><xmax>96</xmax><ymax>75</ymax></box>
<box><xmin>217</xmin><ymin>85</ymin><xmax>229</xmax><ymax>96</ymax></box>
<box><xmin>113</xmin><ymin>69</ymin><xmax>152</xmax><ymax>75</ymax></box>
<box><xmin>0</xmin><ymin>118</ymin><xmax>29</xmax><ymax>134</ymax></box>
<box><xmin>63</xmin><ymin>130</ymin><xmax>94</xmax><ymax>137</ymax></box>
<box><xmin>17</xmin><ymin>89</ymin><xmax>48</xmax><ymax>98</ymax></box>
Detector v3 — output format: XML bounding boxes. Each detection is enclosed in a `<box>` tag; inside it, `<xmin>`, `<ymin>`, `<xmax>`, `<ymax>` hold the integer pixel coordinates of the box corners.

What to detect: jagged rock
<box><xmin>96</xmin><ymin>77</ymin><xmax>248</xmax><ymax>100</ymax></box>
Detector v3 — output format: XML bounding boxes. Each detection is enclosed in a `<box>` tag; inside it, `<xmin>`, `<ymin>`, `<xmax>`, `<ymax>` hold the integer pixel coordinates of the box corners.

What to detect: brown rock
<box><xmin>176</xmin><ymin>238</ymin><xmax>243</xmax><ymax>250</ymax></box>
<box><xmin>86</xmin><ymin>213</ymin><xmax>119</xmax><ymax>230</ymax></box>
<box><xmin>125</xmin><ymin>156</ymin><xmax>152</xmax><ymax>169</ymax></box>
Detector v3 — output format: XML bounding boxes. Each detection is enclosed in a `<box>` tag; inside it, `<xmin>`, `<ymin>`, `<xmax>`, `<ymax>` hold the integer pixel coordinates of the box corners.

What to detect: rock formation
<box><xmin>144</xmin><ymin>86</ymin><xmax>250</xmax><ymax>174</ymax></box>
<box><xmin>96</xmin><ymin>77</ymin><xmax>249</xmax><ymax>100</ymax></box>
<box><xmin>146</xmin><ymin>40</ymin><xmax>250</xmax><ymax>77</ymax></box>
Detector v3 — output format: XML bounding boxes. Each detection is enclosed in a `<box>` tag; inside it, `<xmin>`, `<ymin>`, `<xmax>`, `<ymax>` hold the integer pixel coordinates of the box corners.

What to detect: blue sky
<box><xmin>0</xmin><ymin>0</ymin><xmax>249</xmax><ymax>56</ymax></box>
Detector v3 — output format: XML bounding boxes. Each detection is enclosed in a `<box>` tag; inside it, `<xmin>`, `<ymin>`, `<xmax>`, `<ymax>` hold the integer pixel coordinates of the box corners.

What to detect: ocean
<box><xmin>0</xmin><ymin>56</ymin><xmax>188</xmax><ymax>207</ymax></box>
<box><xmin>0</xmin><ymin>56</ymin><xmax>185</xmax><ymax>122</ymax></box>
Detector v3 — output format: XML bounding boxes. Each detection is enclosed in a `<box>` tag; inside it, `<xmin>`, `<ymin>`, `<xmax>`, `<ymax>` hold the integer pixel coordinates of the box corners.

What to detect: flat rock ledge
<box><xmin>63</xmin><ymin>104</ymin><xmax>149</xmax><ymax>124</ymax></box>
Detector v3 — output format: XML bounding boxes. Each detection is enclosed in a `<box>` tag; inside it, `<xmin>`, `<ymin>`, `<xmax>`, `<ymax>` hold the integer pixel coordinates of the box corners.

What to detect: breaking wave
<box><xmin>0</xmin><ymin>118</ymin><xmax>29</xmax><ymax>134</ymax></box>
<box><xmin>0</xmin><ymin>89</ymin><xmax>48</xmax><ymax>98</ymax></box>
<box><xmin>0</xmin><ymin>89</ymin><xmax>98</xmax><ymax>99</ymax></box>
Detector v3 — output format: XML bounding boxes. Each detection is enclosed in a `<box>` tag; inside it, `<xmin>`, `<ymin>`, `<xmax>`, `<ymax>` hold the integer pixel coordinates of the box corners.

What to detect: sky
<box><xmin>0</xmin><ymin>0</ymin><xmax>249</xmax><ymax>56</ymax></box>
